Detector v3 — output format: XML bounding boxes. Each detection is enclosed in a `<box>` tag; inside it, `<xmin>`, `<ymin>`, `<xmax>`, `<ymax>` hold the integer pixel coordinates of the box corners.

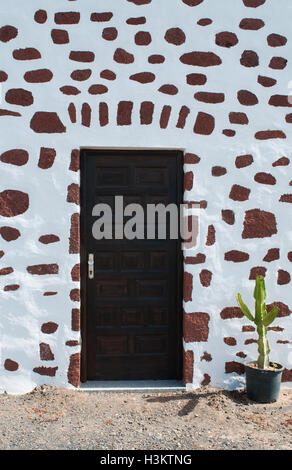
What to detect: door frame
<box><xmin>80</xmin><ymin>148</ymin><xmax>184</xmax><ymax>383</ymax></box>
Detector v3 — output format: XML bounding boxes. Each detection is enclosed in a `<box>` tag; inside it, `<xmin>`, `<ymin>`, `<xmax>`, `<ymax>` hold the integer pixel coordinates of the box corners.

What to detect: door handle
<box><xmin>88</xmin><ymin>253</ymin><xmax>94</xmax><ymax>279</ymax></box>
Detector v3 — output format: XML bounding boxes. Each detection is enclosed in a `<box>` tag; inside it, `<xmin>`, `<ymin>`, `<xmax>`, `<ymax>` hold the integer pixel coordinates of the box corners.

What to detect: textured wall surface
<box><xmin>0</xmin><ymin>0</ymin><xmax>291</xmax><ymax>394</ymax></box>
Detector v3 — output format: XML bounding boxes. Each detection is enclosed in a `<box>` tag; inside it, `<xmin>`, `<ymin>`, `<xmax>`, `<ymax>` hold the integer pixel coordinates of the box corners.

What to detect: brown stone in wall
<box><xmin>135</xmin><ymin>31</ymin><xmax>152</xmax><ymax>45</ymax></box>
<box><xmin>194</xmin><ymin>92</ymin><xmax>224</xmax><ymax>104</ymax></box>
<box><xmin>55</xmin><ymin>12</ymin><xmax>80</xmax><ymax>24</ymax></box>
<box><xmin>34</xmin><ymin>10</ymin><xmax>47</xmax><ymax>24</ymax></box>
<box><xmin>222</xmin><ymin>210</ymin><xmax>235</xmax><ymax>225</ymax></box>
<box><xmin>239</xmin><ymin>18</ymin><xmax>265</xmax><ymax>30</ymax></box>
<box><xmin>71</xmin><ymin>264</ymin><xmax>80</xmax><ymax>282</ymax></box>
<box><xmin>51</xmin><ymin>29</ymin><xmax>70</xmax><ymax>44</ymax></box>
<box><xmin>176</xmin><ymin>106</ymin><xmax>190</xmax><ymax>129</ymax></box>
<box><xmin>0</xmin><ymin>71</ymin><xmax>8</xmax><ymax>82</ymax></box>
<box><xmin>279</xmin><ymin>194</ymin><xmax>292</xmax><ymax>203</ymax></box>
<box><xmin>0</xmin><ymin>190</ymin><xmax>29</xmax><ymax>217</ymax></box>
<box><xmin>269</xmin><ymin>57</ymin><xmax>287</xmax><ymax>70</ymax></box>
<box><xmin>237</xmin><ymin>90</ymin><xmax>258</xmax><ymax>106</ymax></box>
<box><xmin>99</xmin><ymin>102</ymin><xmax>109</xmax><ymax>127</ymax></box>
<box><xmin>0</xmin><ymin>251</ymin><xmax>4</xmax><ymax>258</ymax></box>
<box><xmin>102</xmin><ymin>27</ymin><xmax>118</xmax><ymax>41</ymax></box>
<box><xmin>13</xmin><ymin>48</ymin><xmax>41</xmax><ymax>60</ymax></box>
<box><xmin>267</xmin><ymin>34</ymin><xmax>287</xmax><ymax>47</ymax></box>
<box><xmin>186</xmin><ymin>73</ymin><xmax>207</xmax><ymax>85</ymax></box>
<box><xmin>70</xmin><ymin>289</ymin><xmax>80</xmax><ymax>302</ymax></box>
<box><xmin>263</xmin><ymin>248</ymin><xmax>279</xmax><ymax>262</ymax></box>
<box><xmin>201</xmin><ymin>374</ymin><xmax>211</xmax><ymax>386</ymax></box>
<box><xmin>269</xmin><ymin>95</ymin><xmax>292</xmax><ymax>107</ymax></box>
<box><xmin>0</xmin><ymin>109</ymin><xmax>21</xmax><ymax>117</ymax></box>
<box><xmin>72</xmin><ymin>309</ymin><xmax>80</xmax><ymax>331</ymax></box>
<box><xmin>229</xmin><ymin>184</ymin><xmax>250</xmax><ymax>201</ymax></box>
<box><xmin>243</xmin><ymin>0</ymin><xmax>266</xmax><ymax>6</ymax></box>
<box><xmin>194</xmin><ymin>112</ymin><xmax>215</xmax><ymax>135</ymax></box>
<box><xmin>41</xmin><ymin>322</ymin><xmax>59</xmax><ymax>334</ymax></box>
<box><xmin>254</xmin><ymin>172</ymin><xmax>276</xmax><ymax>185</ymax></box>
<box><xmin>288</xmin><ymin>252</ymin><xmax>292</xmax><ymax>262</ymax></box>
<box><xmin>200</xmin><ymin>351</ymin><xmax>212</xmax><ymax>361</ymax></box>
<box><xmin>182</xmin><ymin>0</ymin><xmax>204</xmax><ymax>7</ymax></box>
<box><xmin>242</xmin><ymin>209</ymin><xmax>277</xmax><ymax>239</ymax></box>
<box><xmin>69</xmin><ymin>150</ymin><xmax>80</xmax><ymax>172</ymax></box>
<box><xmin>255</xmin><ymin>130</ymin><xmax>286</xmax><ymax>140</ymax></box>
<box><xmin>160</xmin><ymin>106</ymin><xmax>171</xmax><ymax>129</ymax></box>
<box><xmin>60</xmin><ymin>86</ymin><xmax>80</xmax><ymax>96</ymax></box>
<box><xmin>184</xmin><ymin>171</ymin><xmax>193</xmax><ymax>191</ymax></box>
<box><xmin>185</xmin><ymin>253</ymin><xmax>206</xmax><ymax>265</ymax></box>
<box><xmin>33</xmin><ymin>366</ymin><xmax>58</xmax><ymax>377</ymax></box>
<box><xmin>222</xmin><ymin>129</ymin><xmax>236</xmax><ymax>137</ymax></box>
<box><xmin>224</xmin><ymin>337</ymin><xmax>237</xmax><ymax>346</ymax></box>
<box><xmin>38</xmin><ymin>147</ymin><xmax>56</xmax><ymax>169</ymax></box>
<box><xmin>27</xmin><ymin>264</ymin><xmax>59</xmax><ymax>275</ymax></box>
<box><xmin>249</xmin><ymin>266</ymin><xmax>267</xmax><ymax>279</ymax></box>
<box><xmin>242</xmin><ymin>325</ymin><xmax>255</xmax><ymax>332</ymax></box>
<box><xmin>43</xmin><ymin>292</ymin><xmax>57</xmax><ymax>296</ymax></box>
<box><xmin>6</xmin><ymin>89</ymin><xmax>33</xmax><ymax>107</ymax></box>
<box><xmin>224</xmin><ymin>250</ymin><xmax>249</xmax><ymax>262</ymax></box>
<box><xmin>117</xmin><ymin>101</ymin><xmax>133</xmax><ymax>125</ymax></box>
<box><xmin>4</xmin><ymin>284</ymin><xmax>19</xmax><ymax>291</ymax></box>
<box><xmin>220</xmin><ymin>307</ymin><xmax>244</xmax><ymax>319</ymax></box>
<box><xmin>69</xmin><ymin>213</ymin><xmax>80</xmax><ymax>254</ymax></box>
<box><xmin>66</xmin><ymin>340</ymin><xmax>80</xmax><ymax>347</ymax></box>
<box><xmin>90</xmin><ymin>12</ymin><xmax>113</xmax><ymax>22</ymax></box>
<box><xmin>140</xmin><ymin>101</ymin><xmax>154</xmax><ymax>125</ymax></box>
<box><xmin>180</xmin><ymin>51</ymin><xmax>221</xmax><ymax>67</ymax></box>
<box><xmin>278</xmin><ymin>270</ymin><xmax>291</xmax><ymax>285</ymax></box>
<box><xmin>282</xmin><ymin>369</ymin><xmax>292</xmax><ymax>382</ymax></box>
<box><xmin>225</xmin><ymin>361</ymin><xmax>245</xmax><ymax>375</ymax></box>
<box><xmin>0</xmin><ymin>227</ymin><xmax>20</xmax><ymax>241</ymax></box>
<box><xmin>39</xmin><ymin>234</ymin><xmax>60</xmax><ymax>244</ymax></box>
<box><xmin>40</xmin><ymin>343</ymin><xmax>55</xmax><ymax>361</ymax></box>
<box><xmin>71</xmin><ymin>69</ymin><xmax>92</xmax><ymax>81</ymax></box>
<box><xmin>30</xmin><ymin>112</ymin><xmax>66</xmax><ymax>133</ymax></box>
<box><xmin>0</xmin><ymin>267</ymin><xmax>14</xmax><ymax>275</ymax></box>
<box><xmin>88</xmin><ymin>84</ymin><xmax>108</xmax><ymax>95</ymax></box>
<box><xmin>184</xmin><ymin>311</ymin><xmax>210</xmax><ymax>342</ymax></box>
<box><xmin>4</xmin><ymin>359</ymin><xmax>19</xmax><ymax>371</ymax></box>
<box><xmin>126</xmin><ymin>17</ymin><xmax>146</xmax><ymax>25</ymax></box>
<box><xmin>229</xmin><ymin>112</ymin><xmax>249</xmax><ymax>125</ymax></box>
<box><xmin>0</xmin><ymin>150</ymin><xmax>28</xmax><ymax>166</ymax></box>
<box><xmin>184</xmin><ymin>272</ymin><xmax>193</xmax><ymax>302</ymax></box>
<box><xmin>130</xmin><ymin>72</ymin><xmax>155</xmax><ymax>84</ymax></box>
<box><xmin>199</xmin><ymin>269</ymin><xmax>212</xmax><ymax>287</ymax></box>
<box><xmin>69</xmin><ymin>51</ymin><xmax>95</xmax><ymax>62</ymax></box>
<box><xmin>235</xmin><ymin>154</ymin><xmax>253</xmax><ymax>168</ymax></box>
<box><xmin>184</xmin><ymin>153</ymin><xmax>200</xmax><ymax>164</ymax></box>
<box><xmin>67</xmin><ymin>353</ymin><xmax>80</xmax><ymax>387</ymax></box>
<box><xmin>197</xmin><ymin>18</ymin><xmax>212</xmax><ymax>26</ymax></box>
<box><xmin>148</xmin><ymin>54</ymin><xmax>165</xmax><ymax>64</ymax></box>
<box><xmin>100</xmin><ymin>69</ymin><xmax>116</xmax><ymax>80</ymax></box>
<box><xmin>81</xmin><ymin>103</ymin><xmax>91</xmax><ymax>127</ymax></box>
<box><xmin>212</xmin><ymin>166</ymin><xmax>227</xmax><ymax>176</ymax></box>
<box><xmin>0</xmin><ymin>25</ymin><xmax>18</xmax><ymax>42</ymax></box>
<box><xmin>67</xmin><ymin>183</ymin><xmax>80</xmax><ymax>205</ymax></box>
<box><xmin>267</xmin><ymin>302</ymin><xmax>291</xmax><ymax>317</ymax></box>
<box><xmin>24</xmin><ymin>69</ymin><xmax>53</xmax><ymax>83</ymax></box>
<box><xmin>257</xmin><ymin>76</ymin><xmax>277</xmax><ymax>87</ymax></box>
<box><xmin>206</xmin><ymin>225</ymin><xmax>215</xmax><ymax>246</ymax></box>
<box><xmin>215</xmin><ymin>31</ymin><xmax>238</xmax><ymax>48</ymax></box>
<box><xmin>272</xmin><ymin>157</ymin><xmax>289</xmax><ymax>166</ymax></box>
<box><xmin>158</xmin><ymin>85</ymin><xmax>178</xmax><ymax>95</ymax></box>
<box><xmin>183</xmin><ymin>350</ymin><xmax>194</xmax><ymax>383</ymax></box>
<box><xmin>240</xmin><ymin>50</ymin><xmax>259</xmax><ymax>67</ymax></box>
<box><xmin>164</xmin><ymin>28</ymin><xmax>186</xmax><ymax>45</ymax></box>
<box><xmin>285</xmin><ymin>114</ymin><xmax>292</xmax><ymax>123</ymax></box>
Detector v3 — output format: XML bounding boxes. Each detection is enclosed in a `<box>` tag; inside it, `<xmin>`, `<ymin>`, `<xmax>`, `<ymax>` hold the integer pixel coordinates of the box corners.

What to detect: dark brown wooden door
<box><xmin>80</xmin><ymin>150</ymin><xmax>183</xmax><ymax>381</ymax></box>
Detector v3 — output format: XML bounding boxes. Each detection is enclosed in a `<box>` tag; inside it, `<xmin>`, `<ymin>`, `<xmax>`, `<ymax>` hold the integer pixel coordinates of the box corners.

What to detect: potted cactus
<box><xmin>236</xmin><ymin>275</ymin><xmax>284</xmax><ymax>403</ymax></box>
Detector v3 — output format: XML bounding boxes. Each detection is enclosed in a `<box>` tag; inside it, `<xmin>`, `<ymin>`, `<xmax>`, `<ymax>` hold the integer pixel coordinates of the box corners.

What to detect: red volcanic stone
<box><xmin>194</xmin><ymin>112</ymin><xmax>215</xmax><ymax>135</ymax></box>
<box><xmin>60</xmin><ymin>86</ymin><xmax>80</xmax><ymax>95</ymax></box>
<box><xmin>5</xmin><ymin>89</ymin><xmax>33</xmax><ymax>107</ymax></box>
<box><xmin>242</xmin><ymin>209</ymin><xmax>277</xmax><ymax>239</ymax></box>
<box><xmin>33</xmin><ymin>366</ymin><xmax>58</xmax><ymax>377</ymax></box>
<box><xmin>255</xmin><ymin>130</ymin><xmax>286</xmax><ymax>140</ymax></box>
<box><xmin>206</xmin><ymin>225</ymin><xmax>215</xmax><ymax>246</ymax></box>
<box><xmin>114</xmin><ymin>48</ymin><xmax>134</xmax><ymax>64</ymax></box>
<box><xmin>272</xmin><ymin>156</ymin><xmax>289</xmax><ymax>166</ymax></box>
<box><xmin>40</xmin><ymin>343</ymin><xmax>55</xmax><ymax>361</ymax></box>
<box><xmin>54</xmin><ymin>12</ymin><xmax>80</xmax><ymax>24</ymax></box>
<box><xmin>0</xmin><ymin>227</ymin><xmax>20</xmax><ymax>241</ymax></box>
<box><xmin>180</xmin><ymin>51</ymin><xmax>221</xmax><ymax>67</ymax></box>
<box><xmin>184</xmin><ymin>311</ymin><xmax>210</xmax><ymax>342</ymax></box>
<box><xmin>263</xmin><ymin>248</ymin><xmax>279</xmax><ymax>262</ymax></box>
<box><xmin>90</xmin><ymin>12</ymin><xmax>113</xmax><ymax>22</ymax></box>
<box><xmin>257</xmin><ymin>75</ymin><xmax>277</xmax><ymax>87</ymax></box>
<box><xmin>69</xmin><ymin>51</ymin><xmax>95</xmax><ymax>62</ymax></box>
<box><xmin>278</xmin><ymin>270</ymin><xmax>291</xmax><ymax>285</ymax></box>
<box><xmin>117</xmin><ymin>101</ymin><xmax>133</xmax><ymax>125</ymax></box>
<box><xmin>199</xmin><ymin>269</ymin><xmax>212</xmax><ymax>287</ymax></box>
<box><xmin>222</xmin><ymin>129</ymin><xmax>235</xmax><ymax>137</ymax></box>
<box><xmin>100</xmin><ymin>69</ymin><xmax>116</xmax><ymax>80</ymax></box>
<box><xmin>51</xmin><ymin>29</ymin><xmax>69</xmax><ymax>44</ymax></box>
<box><xmin>225</xmin><ymin>361</ymin><xmax>245</xmax><ymax>375</ymax></box>
<box><xmin>71</xmin><ymin>263</ymin><xmax>80</xmax><ymax>282</ymax></box>
<box><xmin>30</xmin><ymin>112</ymin><xmax>66</xmax><ymax>133</ymax></box>
<box><xmin>267</xmin><ymin>34</ymin><xmax>287</xmax><ymax>47</ymax></box>
<box><xmin>184</xmin><ymin>272</ymin><xmax>193</xmax><ymax>302</ymax></box>
<box><xmin>182</xmin><ymin>0</ymin><xmax>204</xmax><ymax>5</ymax></box>
<box><xmin>158</xmin><ymin>84</ymin><xmax>178</xmax><ymax>95</ymax></box>
<box><xmin>220</xmin><ymin>307</ymin><xmax>244</xmax><ymax>319</ymax></box>
<box><xmin>164</xmin><ymin>28</ymin><xmax>186</xmax><ymax>45</ymax></box>
<box><xmin>184</xmin><ymin>253</ymin><xmax>206</xmax><ymax>264</ymax></box>
<box><xmin>222</xmin><ymin>209</ymin><xmax>235</xmax><ymax>225</ymax></box>
<box><xmin>249</xmin><ymin>266</ymin><xmax>267</xmax><ymax>279</ymax></box>
<box><xmin>254</xmin><ymin>172</ymin><xmax>276</xmax><ymax>185</ymax></box>
<box><xmin>243</xmin><ymin>0</ymin><xmax>266</xmax><ymax>6</ymax></box>
<box><xmin>176</xmin><ymin>106</ymin><xmax>190</xmax><ymax>129</ymax></box>
<box><xmin>72</xmin><ymin>309</ymin><xmax>80</xmax><ymax>331</ymax></box>
<box><xmin>269</xmin><ymin>57</ymin><xmax>287</xmax><ymax>70</ymax></box>
<box><xmin>212</xmin><ymin>166</ymin><xmax>227</xmax><ymax>176</ymax></box>
<box><xmin>71</xmin><ymin>69</ymin><xmax>91</xmax><ymax>81</ymax></box>
<box><xmin>148</xmin><ymin>54</ymin><xmax>165</xmax><ymax>64</ymax></box>
<box><xmin>38</xmin><ymin>147</ymin><xmax>56</xmax><ymax>169</ymax></box>
<box><xmin>41</xmin><ymin>322</ymin><xmax>59</xmax><ymax>334</ymax></box>
<box><xmin>239</xmin><ymin>18</ymin><xmax>265</xmax><ymax>30</ymax></box>
<box><xmin>0</xmin><ymin>190</ymin><xmax>29</xmax><ymax>217</ymax></box>
<box><xmin>229</xmin><ymin>112</ymin><xmax>248</xmax><ymax>125</ymax></box>
<box><xmin>34</xmin><ymin>10</ymin><xmax>47</xmax><ymax>24</ymax></box>
<box><xmin>82</xmin><ymin>103</ymin><xmax>91</xmax><ymax>127</ymax></box>
<box><xmin>215</xmin><ymin>31</ymin><xmax>238</xmax><ymax>48</ymax></box>
<box><xmin>160</xmin><ymin>105</ymin><xmax>171</xmax><ymax>129</ymax></box>
<box><xmin>0</xmin><ymin>25</ymin><xmax>18</xmax><ymax>43</ymax></box>
<box><xmin>88</xmin><ymin>84</ymin><xmax>108</xmax><ymax>95</ymax></box>
<box><xmin>130</xmin><ymin>72</ymin><xmax>155</xmax><ymax>84</ymax></box>
<box><xmin>135</xmin><ymin>31</ymin><xmax>151</xmax><ymax>45</ymax></box>
<box><xmin>4</xmin><ymin>359</ymin><xmax>18</xmax><ymax>371</ymax></box>
<box><xmin>69</xmin><ymin>213</ymin><xmax>80</xmax><ymax>253</ymax></box>
<box><xmin>184</xmin><ymin>153</ymin><xmax>200</xmax><ymax>164</ymax></box>
<box><xmin>200</xmin><ymin>351</ymin><xmax>212</xmax><ymax>361</ymax></box>
<box><xmin>27</xmin><ymin>264</ymin><xmax>59</xmax><ymax>275</ymax></box>
<box><xmin>24</xmin><ymin>69</ymin><xmax>53</xmax><ymax>83</ymax></box>
<box><xmin>240</xmin><ymin>50</ymin><xmax>259</xmax><ymax>67</ymax></box>
<box><xmin>0</xmin><ymin>267</ymin><xmax>14</xmax><ymax>275</ymax></box>
<box><xmin>69</xmin><ymin>150</ymin><xmax>80</xmax><ymax>172</ymax></box>
<box><xmin>67</xmin><ymin>183</ymin><xmax>79</xmax><ymax>205</ymax></box>
<box><xmin>224</xmin><ymin>337</ymin><xmax>237</xmax><ymax>346</ymax></box>
<box><xmin>280</xmin><ymin>194</ymin><xmax>292</xmax><ymax>203</ymax></box>
<box><xmin>126</xmin><ymin>17</ymin><xmax>146</xmax><ymax>25</ymax></box>
<box><xmin>4</xmin><ymin>284</ymin><xmax>20</xmax><ymax>291</ymax></box>
<box><xmin>267</xmin><ymin>302</ymin><xmax>291</xmax><ymax>317</ymax></box>
<box><xmin>183</xmin><ymin>350</ymin><xmax>194</xmax><ymax>384</ymax></box>
<box><xmin>102</xmin><ymin>27</ymin><xmax>118</xmax><ymax>41</ymax></box>
<box><xmin>229</xmin><ymin>184</ymin><xmax>250</xmax><ymax>201</ymax></box>
<box><xmin>237</xmin><ymin>90</ymin><xmax>258</xmax><ymax>106</ymax></box>
<box><xmin>225</xmin><ymin>250</ymin><xmax>249</xmax><ymax>262</ymax></box>
<box><xmin>184</xmin><ymin>171</ymin><xmax>193</xmax><ymax>191</ymax></box>
<box><xmin>269</xmin><ymin>95</ymin><xmax>292</xmax><ymax>107</ymax></box>
<box><xmin>13</xmin><ymin>48</ymin><xmax>41</xmax><ymax>60</ymax></box>
<box><xmin>68</xmin><ymin>353</ymin><xmax>80</xmax><ymax>387</ymax></box>
<box><xmin>39</xmin><ymin>234</ymin><xmax>60</xmax><ymax>244</ymax></box>
<box><xmin>0</xmin><ymin>71</ymin><xmax>8</xmax><ymax>82</ymax></box>
<box><xmin>140</xmin><ymin>101</ymin><xmax>154</xmax><ymax>125</ymax></box>
<box><xmin>194</xmin><ymin>92</ymin><xmax>224</xmax><ymax>103</ymax></box>
<box><xmin>0</xmin><ymin>149</ymin><xmax>28</xmax><ymax>166</ymax></box>
<box><xmin>99</xmin><ymin>102</ymin><xmax>109</xmax><ymax>127</ymax></box>
<box><xmin>197</xmin><ymin>18</ymin><xmax>212</xmax><ymax>26</ymax></box>
<box><xmin>186</xmin><ymin>73</ymin><xmax>207</xmax><ymax>85</ymax></box>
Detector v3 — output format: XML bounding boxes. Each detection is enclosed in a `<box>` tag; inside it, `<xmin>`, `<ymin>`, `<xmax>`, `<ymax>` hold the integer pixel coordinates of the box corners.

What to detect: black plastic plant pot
<box><xmin>244</xmin><ymin>361</ymin><xmax>284</xmax><ymax>403</ymax></box>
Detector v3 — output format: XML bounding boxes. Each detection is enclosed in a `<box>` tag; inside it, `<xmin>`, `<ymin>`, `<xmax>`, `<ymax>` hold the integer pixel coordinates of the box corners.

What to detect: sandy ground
<box><xmin>0</xmin><ymin>385</ymin><xmax>291</xmax><ymax>450</ymax></box>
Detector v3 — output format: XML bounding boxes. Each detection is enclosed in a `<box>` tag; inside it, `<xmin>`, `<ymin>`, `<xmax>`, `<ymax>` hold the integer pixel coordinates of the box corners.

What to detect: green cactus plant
<box><xmin>236</xmin><ymin>276</ymin><xmax>279</xmax><ymax>369</ymax></box>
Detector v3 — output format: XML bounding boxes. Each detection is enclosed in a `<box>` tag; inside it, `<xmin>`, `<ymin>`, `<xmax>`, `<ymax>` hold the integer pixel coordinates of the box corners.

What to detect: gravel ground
<box><xmin>0</xmin><ymin>385</ymin><xmax>291</xmax><ymax>450</ymax></box>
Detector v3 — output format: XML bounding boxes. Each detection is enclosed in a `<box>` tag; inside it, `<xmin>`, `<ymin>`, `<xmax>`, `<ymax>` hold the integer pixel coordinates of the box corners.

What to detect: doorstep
<box><xmin>78</xmin><ymin>380</ymin><xmax>186</xmax><ymax>393</ymax></box>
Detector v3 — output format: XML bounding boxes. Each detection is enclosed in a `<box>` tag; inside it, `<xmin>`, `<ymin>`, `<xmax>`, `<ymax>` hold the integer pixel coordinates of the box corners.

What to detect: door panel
<box><xmin>80</xmin><ymin>150</ymin><xmax>183</xmax><ymax>381</ymax></box>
